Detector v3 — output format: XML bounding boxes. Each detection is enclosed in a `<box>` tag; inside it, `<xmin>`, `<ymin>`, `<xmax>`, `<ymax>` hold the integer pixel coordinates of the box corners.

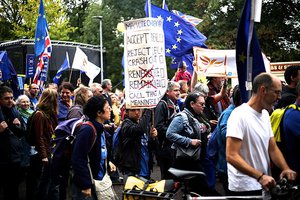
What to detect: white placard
<box><xmin>124</xmin><ymin>18</ymin><xmax>168</xmax><ymax>109</ymax></box>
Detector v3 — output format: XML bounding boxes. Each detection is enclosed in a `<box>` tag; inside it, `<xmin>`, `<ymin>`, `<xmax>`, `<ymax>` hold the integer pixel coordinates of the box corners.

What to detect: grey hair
<box><xmin>90</xmin><ymin>82</ymin><xmax>102</xmax><ymax>93</ymax></box>
<box><xmin>101</xmin><ymin>79</ymin><xmax>112</xmax><ymax>89</ymax></box>
<box><xmin>194</xmin><ymin>82</ymin><xmax>209</xmax><ymax>96</ymax></box>
<box><xmin>16</xmin><ymin>94</ymin><xmax>30</xmax><ymax>105</ymax></box>
<box><xmin>167</xmin><ymin>81</ymin><xmax>180</xmax><ymax>91</ymax></box>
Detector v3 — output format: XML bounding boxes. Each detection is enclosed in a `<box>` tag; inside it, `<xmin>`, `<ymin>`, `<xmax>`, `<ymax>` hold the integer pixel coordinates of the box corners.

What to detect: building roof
<box><xmin>0</xmin><ymin>39</ymin><xmax>102</xmax><ymax>51</ymax></box>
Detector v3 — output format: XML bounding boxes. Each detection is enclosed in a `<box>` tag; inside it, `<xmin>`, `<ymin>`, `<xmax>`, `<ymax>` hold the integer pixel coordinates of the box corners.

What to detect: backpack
<box><xmin>206</xmin><ymin>112</ymin><xmax>226</xmax><ymax>161</ymax></box>
<box><xmin>26</xmin><ymin>110</ymin><xmax>42</xmax><ymax>146</ymax></box>
<box><xmin>270</xmin><ymin>104</ymin><xmax>300</xmax><ymax>143</ymax></box>
<box><xmin>270</xmin><ymin>104</ymin><xmax>300</xmax><ymax>181</ymax></box>
<box><xmin>50</xmin><ymin>117</ymin><xmax>97</xmax><ymax>182</ymax></box>
<box><xmin>112</xmin><ymin>126</ymin><xmax>121</xmax><ymax>165</ymax></box>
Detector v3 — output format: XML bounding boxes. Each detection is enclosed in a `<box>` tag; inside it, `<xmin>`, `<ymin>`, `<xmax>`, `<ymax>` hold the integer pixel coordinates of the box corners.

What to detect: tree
<box><xmin>81</xmin><ymin>3</ymin><xmax>125</xmax><ymax>86</ymax></box>
<box><xmin>62</xmin><ymin>0</ymin><xmax>97</xmax><ymax>41</ymax></box>
<box><xmin>258</xmin><ymin>0</ymin><xmax>300</xmax><ymax>62</ymax></box>
<box><xmin>0</xmin><ymin>0</ymin><xmax>25</xmax><ymax>40</ymax></box>
<box><xmin>11</xmin><ymin>0</ymin><xmax>74</xmax><ymax>40</ymax></box>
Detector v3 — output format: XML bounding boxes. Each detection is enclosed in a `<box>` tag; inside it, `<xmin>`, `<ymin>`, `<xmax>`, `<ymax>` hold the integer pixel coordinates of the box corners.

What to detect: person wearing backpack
<box><xmin>26</xmin><ymin>88</ymin><xmax>59</xmax><ymax>200</ymax></box>
<box><xmin>212</xmin><ymin>85</ymin><xmax>242</xmax><ymax>194</ymax></box>
<box><xmin>71</xmin><ymin>95</ymin><xmax>118</xmax><ymax>200</ymax></box>
<box><xmin>154</xmin><ymin>81</ymin><xmax>180</xmax><ymax>179</ymax></box>
<box><xmin>166</xmin><ymin>92</ymin><xmax>210</xmax><ymax>196</ymax></box>
<box><xmin>281</xmin><ymin>81</ymin><xmax>300</xmax><ymax>184</ymax></box>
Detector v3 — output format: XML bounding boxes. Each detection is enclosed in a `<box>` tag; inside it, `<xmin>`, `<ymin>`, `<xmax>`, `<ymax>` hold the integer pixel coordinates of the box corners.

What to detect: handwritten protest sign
<box><xmin>124</xmin><ymin>18</ymin><xmax>168</xmax><ymax>109</ymax></box>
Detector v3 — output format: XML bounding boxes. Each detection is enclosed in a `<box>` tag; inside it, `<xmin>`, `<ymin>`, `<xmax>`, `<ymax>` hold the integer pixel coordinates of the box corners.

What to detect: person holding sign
<box><xmin>118</xmin><ymin>108</ymin><xmax>157</xmax><ymax>182</ymax></box>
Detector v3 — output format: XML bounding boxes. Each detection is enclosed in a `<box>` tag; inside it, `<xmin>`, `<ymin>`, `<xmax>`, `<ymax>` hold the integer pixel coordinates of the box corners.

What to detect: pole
<box><xmin>92</xmin><ymin>16</ymin><xmax>103</xmax><ymax>83</ymax></box>
<box><xmin>100</xmin><ymin>17</ymin><xmax>103</xmax><ymax>83</ymax></box>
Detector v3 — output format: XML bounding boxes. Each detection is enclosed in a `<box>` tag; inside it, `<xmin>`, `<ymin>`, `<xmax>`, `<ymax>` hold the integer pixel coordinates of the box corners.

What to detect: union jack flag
<box><xmin>33</xmin><ymin>0</ymin><xmax>52</xmax><ymax>86</ymax></box>
<box><xmin>172</xmin><ymin>10</ymin><xmax>203</xmax><ymax>27</ymax></box>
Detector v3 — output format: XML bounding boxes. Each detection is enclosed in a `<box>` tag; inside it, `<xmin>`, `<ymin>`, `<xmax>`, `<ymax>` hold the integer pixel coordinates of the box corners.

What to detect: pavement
<box><xmin>2</xmin><ymin>162</ymin><xmax>225</xmax><ymax>200</ymax></box>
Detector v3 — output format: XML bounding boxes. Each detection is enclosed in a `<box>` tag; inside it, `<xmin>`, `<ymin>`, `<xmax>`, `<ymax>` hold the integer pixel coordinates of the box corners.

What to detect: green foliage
<box><xmin>62</xmin><ymin>0</ymin><xmax>96</xmax><ymax>41</ymax></box>
<box><xmin>0</xmin><ymin>0</ymin><xmax>74</xmax><ymax>40</ymax></box>
<box><xmin>258</xmin><ymin>0</ymin><xmax>300</xmax><ymax>62</ymax></box>
<box><xmin>1</xmin><ymin>0</ymin><xmax>300</xmax><ymax>86</ymax></box>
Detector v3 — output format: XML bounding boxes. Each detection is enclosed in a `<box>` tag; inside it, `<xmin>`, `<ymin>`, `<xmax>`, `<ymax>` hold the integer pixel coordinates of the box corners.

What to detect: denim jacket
<box><xmin>166</xmin><ymin>108</ymin><xmax>202</xmax><ymax>149</ymax></box>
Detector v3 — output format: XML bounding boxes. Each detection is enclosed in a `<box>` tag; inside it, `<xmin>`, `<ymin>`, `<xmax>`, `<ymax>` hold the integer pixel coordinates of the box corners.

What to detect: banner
<box><xmin>194</xmin><ymin>47</ymin><xmax>269</xmax><ymax>77</ymax></box>
<box><xmin>26</xmin><ymin>54</ymin><xmax>35</xmax><ymax>78</ymax></box>
<box><xmin>124</xmin><ymin>18</ymin><xmax>168</xmax><ymax>109</ymax></box>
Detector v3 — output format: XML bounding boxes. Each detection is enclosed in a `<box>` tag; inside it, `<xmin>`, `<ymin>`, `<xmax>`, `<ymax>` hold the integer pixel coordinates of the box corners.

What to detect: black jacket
<box><xmin>119</xmin><ymin>109</ymin><xmax>155</xmax><ymax>174</ymax></box>
<box><xmin>0</xmin><ymin>106</ymin><xmax>25</xmax><ymax>166</ymax></box>
<box><xmin>154</xmin><ymin>95</ymin><xmax>178</xmax><ymax>147</ymax></box>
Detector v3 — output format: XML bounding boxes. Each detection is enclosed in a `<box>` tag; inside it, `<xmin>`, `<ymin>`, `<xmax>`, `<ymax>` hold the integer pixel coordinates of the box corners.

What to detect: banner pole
<box><xmin>68</xmin><ymin>68</ymin><xmax>73</xmax><ymax>83</ymax></box>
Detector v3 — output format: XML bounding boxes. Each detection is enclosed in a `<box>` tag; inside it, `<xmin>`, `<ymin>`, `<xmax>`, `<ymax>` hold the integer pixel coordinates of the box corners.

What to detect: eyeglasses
<box><xmin>193</xmin><ymin>101</ymin><xmax>205</xmax><ymax>107</ymax></box>
<box><xmin>268</xmin><ymin>88</ymin><xmax>281</xmax><ymax>95</ymax></box>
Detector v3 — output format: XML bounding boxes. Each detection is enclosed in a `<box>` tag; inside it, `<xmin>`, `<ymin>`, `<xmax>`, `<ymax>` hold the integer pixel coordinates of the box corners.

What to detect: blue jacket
<box><xmin>58</xmin><ymin>99</ymin><xmax>69</xmax><ymax>123</ymax></box>
<box><xmin>71</xmin><ymin>119</ymin><xmax>105</xmax><ymax>190</ymax></box>
<box><xmin>166</xmin><ymin>108</ymin><xmax>202</xmax><ymax>149</ymax></box>
<box><xmin>216</xmin><ymin>104</ymin><xmax>235</xmax><ymax>173</ymax></box>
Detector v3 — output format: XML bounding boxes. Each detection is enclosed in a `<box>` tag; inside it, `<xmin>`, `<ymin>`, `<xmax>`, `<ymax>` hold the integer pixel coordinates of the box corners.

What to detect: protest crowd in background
<box><xmin>0</xmin><ymin>0</ymin><xmax>299</xmax><ymax>199</ymax></box>
<box><xmin>0</xmin><ymin>64</ymin><xmax>299</xmax><ymax>200</ymax></box>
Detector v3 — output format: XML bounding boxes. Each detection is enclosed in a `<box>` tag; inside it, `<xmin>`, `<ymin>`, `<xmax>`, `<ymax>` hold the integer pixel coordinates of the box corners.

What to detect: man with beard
<box><xmin>27</xmin><ymin>83</ymin><xmax>40</xmax><ymax>110</ymax></box>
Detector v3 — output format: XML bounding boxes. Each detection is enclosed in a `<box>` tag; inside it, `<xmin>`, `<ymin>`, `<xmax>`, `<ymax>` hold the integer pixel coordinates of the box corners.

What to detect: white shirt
<box><xmin>226</xmin><ymin>103</ymin><xmax>273</xmax><ymax>191</ymax></box>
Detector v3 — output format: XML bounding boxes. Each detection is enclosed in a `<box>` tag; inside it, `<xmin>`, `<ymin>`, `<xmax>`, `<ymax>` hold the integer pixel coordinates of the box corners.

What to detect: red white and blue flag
<box><xmin>172</xmin><ymin>10</ymin><xmax>203</xmax><ymax>27</ymax></box>
<box><xmin>33</xmin><ymin>0</ymin><xmax>52</xmax><ymax>86</ymax></box>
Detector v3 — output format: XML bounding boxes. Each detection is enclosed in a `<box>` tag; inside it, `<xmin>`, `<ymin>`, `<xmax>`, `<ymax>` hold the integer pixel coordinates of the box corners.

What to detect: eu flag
<box><xmin>236</xmin><ymin>0</ymin><xmax>265</xmax><ymax>102</ymax></box>
<box><xmin>0</xmin><ymin>51</ymin><xmax>20</xmax><ymax>98</ymax></box>
<box><xmin>34</xmin><ymin>0</ymin><xmax>50</xmax><ymax>57</ymax></box>
<box><xmin>170</xmin><ymin>53</ymin><xmax>194</xmax><ymax>74</ymax></box>
<box><xmin>145</xmin><ymin>1</ymin><xmax>207</xmax><ymax>57</ymax></box>
<box><xmin>33</xmin><ymin>0</ymin><xmax>52</xmax><ymax>86</ymax></box>
<box><xmin>53</xmin><ymin>52</ymin><xmax>70</xmax><ymax>84</ymax></box>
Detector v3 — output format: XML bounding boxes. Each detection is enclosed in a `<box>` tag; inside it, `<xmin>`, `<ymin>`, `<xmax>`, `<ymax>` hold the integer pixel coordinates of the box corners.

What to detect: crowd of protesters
<box><xmin>0</xmin><ymin>63</ymin><xmax>299</xmax><ymax>200</ymax></box>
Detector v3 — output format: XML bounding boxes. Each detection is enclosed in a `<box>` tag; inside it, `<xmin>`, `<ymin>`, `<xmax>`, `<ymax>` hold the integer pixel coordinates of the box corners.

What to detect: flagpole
<box><xmin>69</xmin><ymin>68</ymin><xmax>73</xmax><ymax>83</ymax></box>
<box><xmin>246</xmin><ymin>0</ymin><xmax>255</xmax><ymax>100</ymax></box>
<box><xmin>148</xmin><ymin>0</ymin><xmax>152</xmax><ymax>18</ymax></box>
<box><xmin>162</xmin><ymin>0</ymin><xmax>165</xmax><ymax>8</ymax></box>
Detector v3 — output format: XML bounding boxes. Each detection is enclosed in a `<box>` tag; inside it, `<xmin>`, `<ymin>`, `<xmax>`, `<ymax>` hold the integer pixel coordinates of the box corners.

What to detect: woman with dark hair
<box><xmin>27</xmin><ymin>88</ymin><xmax>59</xmax><ymax>200</ymax></box>
<box><xmin>71</xmin><ymin>95</ymin><xmax>117</xmax><ymax>200</ymax></box>
<box><xmin>166</xmin><ymin>92</ymin><xmax>210</xmax><ymax>196</ymax></box>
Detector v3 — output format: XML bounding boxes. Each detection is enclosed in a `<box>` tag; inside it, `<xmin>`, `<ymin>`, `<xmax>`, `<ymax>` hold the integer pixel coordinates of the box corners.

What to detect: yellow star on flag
<box><xmin>239</xmin><ymin>52</ymin><xmax>246</xmax><ymax>63</ymax></box>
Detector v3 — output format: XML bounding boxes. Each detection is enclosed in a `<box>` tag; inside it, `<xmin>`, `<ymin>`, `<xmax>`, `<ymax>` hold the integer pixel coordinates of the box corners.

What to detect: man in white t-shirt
<box><xmin>226</xmin><ymin>73</ymin><xmax>297</xmax><ymax>196</ymax></box>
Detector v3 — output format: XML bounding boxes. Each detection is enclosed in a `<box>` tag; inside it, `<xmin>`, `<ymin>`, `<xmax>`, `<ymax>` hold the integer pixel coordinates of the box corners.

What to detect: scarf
<box><xmin>17</xmin><ymin>107</ymin><xmax>34</xmax><ymax>123</ymax></box>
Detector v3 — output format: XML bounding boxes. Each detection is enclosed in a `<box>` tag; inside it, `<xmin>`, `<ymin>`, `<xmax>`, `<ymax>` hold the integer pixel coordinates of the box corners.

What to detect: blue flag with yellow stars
<box><xmin>144</xmin><ymin>0</ymin><xmax>207</xmax><ymax>57</ymax></box>
<box><xmin>236</xmin><ymin>0</ymin><xmax>265</xmax><ymax>102</ymax></box>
